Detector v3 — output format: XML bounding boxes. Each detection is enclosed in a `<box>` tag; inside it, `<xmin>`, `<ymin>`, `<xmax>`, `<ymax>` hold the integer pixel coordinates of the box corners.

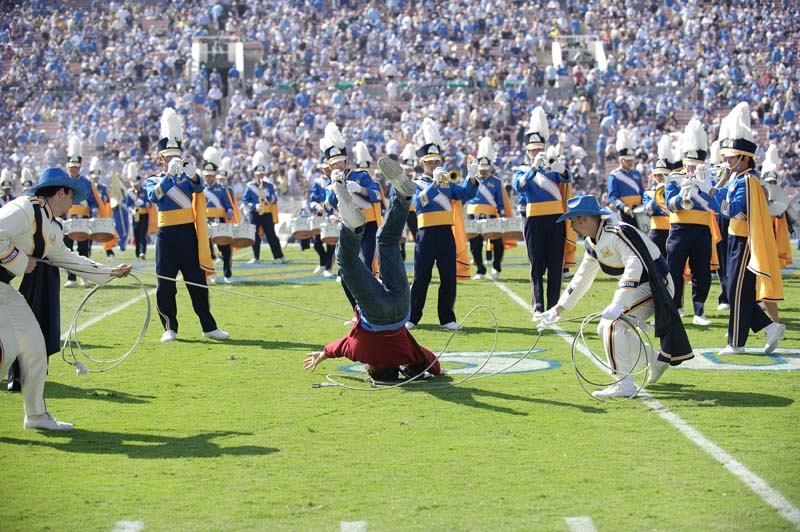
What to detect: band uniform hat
<box><xmin>157</xmin><ymin>107</ymin><xmax>183</xmax><ymax>158</ymax></box>
<box><xmin>719</xmin><ymin>102</ymin><xmax>757</xmax><ymax>158</ymax></box>
<box><xmin>26</xmin><ymin>167</ymin><xmax>90</xmax><ymax>203</ymax></box>
<box><xmin>321</xmin><ymin>122</ymin><xmax>347</xmax><ymax>166</ymax></box>
<box><xmin>556</xmin><ymin>195</ymin><xmax>611</xmax><ymax>223</ymax></box>
<box><xmin>525</xmin><ymin>106</ymin><xmax>548</xmax><ymax>150</ymax></box>
<box><xmin>416</xmin><ymin>117</ymin><xmax>444</xmax><ymax>163</ymax></box>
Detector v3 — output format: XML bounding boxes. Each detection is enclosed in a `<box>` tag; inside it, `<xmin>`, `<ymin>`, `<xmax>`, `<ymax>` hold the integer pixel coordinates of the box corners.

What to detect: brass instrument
<box><xmin>257</xmin><ymin>179</ymin><xmax>268</xmax><ymax>215</ymax></box>
<box><xmin>448</xmin><ymin>170</ymin><xmax>461</xmax><ymax>182</ymax></box>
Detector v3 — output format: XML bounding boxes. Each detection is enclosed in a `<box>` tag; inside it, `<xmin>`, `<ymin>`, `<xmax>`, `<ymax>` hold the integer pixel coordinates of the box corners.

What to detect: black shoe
<box><xmin>7</xmin><ymin>379</ymin><xmax>21</xmax><ymax>393</ymax></box>
<box><xmin>106</xmin><ymin>250</ymin><xmax>116</xmax><ymax>258</ymax></box>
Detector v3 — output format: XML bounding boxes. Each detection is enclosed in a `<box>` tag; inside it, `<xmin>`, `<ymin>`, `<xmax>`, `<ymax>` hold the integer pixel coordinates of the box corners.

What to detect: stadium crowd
<box><xmin>1</xmin><ymin>0</ymin><xmax>798</xmax><ymax>208</ymax></box>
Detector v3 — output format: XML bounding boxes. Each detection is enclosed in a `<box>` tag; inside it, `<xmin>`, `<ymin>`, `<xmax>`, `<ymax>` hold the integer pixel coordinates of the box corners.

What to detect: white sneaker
<box><xmin>323</xmin><ymin>270</ymin><xmax>334</xmax><ymax>277</ymax></box>
<box><xmin>717</xmin><ymin>303</ymin><xmax>730</xmax><ymax>311</ymax></box>
<box><xmin>247</xmin><ymin>258</ymin><xmax>259</xmax><ymax>264</ymax></box>
<box><xmin>24</xmin><ymin>412</ymin><xmax>73</xmax><ymax>431</ymax></box>
<box><xmin>313</xmin><ymin>265</ymin><xmax>324</xmax><ymax>274</ymax></box>
<box><xmin>648</xmin><ymin>359</ymin><xmax>670</xmax><ymax>384</ymax></box>
<box><xmin>764</xmin><ymin>322</ymin><xmax>785</xmax><ymax>354</ymax></box>
<box><xmin>332</xmin><ymin>182</ymin><xmax>366</xmax><ymax>229</ymax></box>
<box><xmin>275</xmin><ymin>256</ymin><xmax>289</xmax><ymax>264</ymax></box>
<box><xmin>64</xmin><ymin>280</ymin><xmax>78</xmax><ymax>288</ymax></box>
<box><xmin>79</xmin><ymin>278</ymin><xmax>86</xmax><ymax>287</ymax></box>
<box><xmin>592</xmin><ymin>380</ymin><xmax>638</xmax><ymax>399</ymax></box>
<box><xmin>208</xmin><ymin>275</ymin><xmax>217</xmax><ymax>285</ymax></box>
<box><xmin>472</xmin><ymin>273</ymin><xmax>484</xmax><ymax>280</ymax></box>
<box><xmin>378</xmin><ymin>156</ymin><xmax>417</xmax><ymax>197</ymax></box>
<box><xmin>692</xmin><ymin>315</ymin><xmax>712</xmax><ymax>326</ymax></box>
<box><xmin>222</xmin><ymin>276</ymin><xmax>233</xmax><ymax>284</ymax></box>
<box><xmin>490</xmin><ymin>269</ymin><xmax>500</xmax><ymax>281</ymax></box>
<box><xmin>562</xmin><ymin>270</ymin><xmax>574</xmax><ymax>280</ymax></box>
<box><xmin>532</xmin><ymin>311</ymin><xmax>544</xmax><ymax>323</ymax></box>
<box><xmin>336</xmin><ymin>275</ymin><xmax>342</xmax><ymax>284</ymax></box>
<box><xmin>718</xmin><ymin>344</ymin><xmax>744</xmax><ymax>355</ymax></box>
<box><xmin>160</xmin><ymin>330</ymin><xmax>177</xmax><ymax>343</ymax></box>
<box><xmin>213</xmin><ymin>257</ymin><xmax>222</xmax><ymax>264</ymax></box>
<box><xmin>440</xmin><ymin>321</ymin><xmax>462</xmax><ymax>331</ymax></box>
<box><xmin>202</xmin><ymin>329</ymin><xmax>230</xmax><ymax>340</ymax></box>
<box><xmin>677</xmin><ymin>307</ymin><xmax>687</xmax><ymax>317</ymax></box>
<box><xmin>405</xmin><ymin>321</ymin><xmax>417</xmax><ymax>330</ymax></box>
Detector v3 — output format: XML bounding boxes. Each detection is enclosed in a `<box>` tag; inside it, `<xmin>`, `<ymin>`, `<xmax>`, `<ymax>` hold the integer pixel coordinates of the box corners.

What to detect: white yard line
<box><xmin>493</xmin><ymin>280</ymin><xmax>800</xmax><ymax>530</ymax></box>
<box><xmin>112</xmin><ymin>521</ymin><xmax>144</xmax><ymax>532</ymax></box>
<box><xmin>340</xmin><ymin>521</ymin><xmax>368</xmax><ymax>532</ymax></box>
<box><xmin>61</xmin><ymin>288</ymin><xmax>156</xmax><ymax>340</ymax></box>
<box><xmin>564</xmin><ymin>516</ymin><xmax>598</xmax><ymax>532</ymax></box>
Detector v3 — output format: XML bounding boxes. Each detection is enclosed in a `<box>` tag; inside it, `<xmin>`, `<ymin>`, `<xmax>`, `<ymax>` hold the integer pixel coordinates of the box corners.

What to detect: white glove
<box><xmin>467</xmin><ymin>159</ymin><xmax>479</xmax><ymax>178</ymax></box>
<box><xmin>539</xmin><ymin>308</ymin><xmax>560</xmax><ymax>326</ymax></box>
<box><xmin>549</xmin><ymin>161</ymin><xmax>566</xmax><ymax>174</ymax></box>
<box><xmin>532</xmin><ymin>152</ymin><xmax>546</xmax><ymax>168</ymax></box>
<box><xmin>167</xmin><ymin>158</ymin><xmax>182</xmax><ymax>176</ymax></box>
<box><xmin>182</xmin><ymin>160</ymin><xmax>196</xmax><ymax>179</ymax></box>
<box><xmin>602</xmin><ymin>301</ymin><xmax>624</xmax><ymax>321</ymax></box>
<box><xmin>135</xmin><ymin>199</ymin><xmax>145</xmax><ymax>206</ymax></box>
<box><xmin>345</xmin><ymin>181</ymin><xmax>361</xmax><ymax>193</ymax></box>
<box><xmin>330</xmin><ymin>169</ymin><xmax>344</xmax><ymax>184</ymax></box>
<box><xmin>696</xmin><ymin>177</ymin><xmax>713</xmax><ymax>194</ymax></box>
<box><xmin>432</xmin><ymin>167</ymin><xmax>446</xmax><ymax>186</ymax></box>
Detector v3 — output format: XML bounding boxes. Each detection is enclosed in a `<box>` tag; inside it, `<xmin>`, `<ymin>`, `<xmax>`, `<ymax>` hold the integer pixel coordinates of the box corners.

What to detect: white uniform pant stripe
<box><xmin>0</xmin><ymin>282</ymin><xmax>47</xmax><ymax>416</ymax></box>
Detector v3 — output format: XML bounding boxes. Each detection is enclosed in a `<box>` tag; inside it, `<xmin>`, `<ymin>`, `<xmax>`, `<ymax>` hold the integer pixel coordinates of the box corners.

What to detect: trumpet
<box><xmin>448</xmin><ymin>170</ymin><xmax>461</xmax><ymax>182</ymax></box>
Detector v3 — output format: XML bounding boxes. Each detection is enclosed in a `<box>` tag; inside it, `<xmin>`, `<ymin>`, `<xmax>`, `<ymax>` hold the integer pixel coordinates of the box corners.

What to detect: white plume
<box><xmin>220</xmin><ymin>157</ymin><xmax>232</xmax><ymax>174</ymax></box>
<box><xmin>477</xmin><ymin>136</ymin><xmax>496</xmax><ymax>162</ymax></box>
<box><xmin>67</xmin><ymin>135</ymin><xmax>82</xmax><ymax>159</ymax></box>
<box><xmin>680</xmin><ymin>119</ymin><xmax>708</xmax><ymax>154</ymax></box>
<box><xmin>761</xmin><ymin>144</ymin><xmax>779</xmax><ymax>175</ymax></box>
<box><xmin>89</xmin><ymin>156</ymin><xmax>101</xmax><ymax>173</ymax></box>
<box><xmin>421</xmin><ymin>117</ymin><xmax>443</xmax><ymax>146</ymax></box>
<box><xmin>203</xmin><ymin>146</ymin><xmax>222</xmax><ymax>169</ymax></box>
<box><xmin>657</xmin><ymin>135</ymin><xmax>674</xmax><ymax>162</ymax></box>
<box><xmin>615</xmin><ymin>128</ymin><xmax>636</xmax><ymax>152</ymax></box>
<box><xmin>21</xmin><ymin>167</ymin><xmax>33</xmax><ymax>183</ymax></box>
<box><xmin>160</xmin><ymin>107</ymin><xmax>183</xmax><ymax>147</ymax></box>
<box><xmin>126</xmin><ymin>161</ymin><xmax>139</xmax><ymax>181</ymax></box>
<box><xmin>527</xmin><ymin>106</ymin><xmax>549</xmax><ymax>138</ymax></box>
<box><xmin>354</xmin><ymin>141</ymin><xmax>371</xmax><ymax>166</ymax></box>
<box><xmin>321</xmin><ymin>122</ymin><xmax>345</xmax><ymax>151</ymax></box>
<box><xmin>252</xmin><ymin>151</ymin><xmax>267</xmax><ymax>170</ymax></box>
<box><xmin>720</xmin><ymin>102</ymin><xmax>755</xmax><ymax>143</ymax></box>
<box><xmin>400</xmin><ymin>143</ymin><xmax>416</xmax><ymax>163</ymax></box>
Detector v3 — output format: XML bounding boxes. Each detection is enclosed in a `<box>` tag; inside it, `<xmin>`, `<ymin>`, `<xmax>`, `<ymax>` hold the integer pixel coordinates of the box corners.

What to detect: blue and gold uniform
<box><xmin>326</xmin><ymin>168</ymin><xmax>381</xmax><ymax>269</ymax></box>
<box><xmin>205</xmin><ymin>181</ymin><xmax>234</xmax><ymax>279</ymax></box>
<box><xmin>307</xmin><ymin>173</ymin><xmax>335</xmax><ymax>273</ymax></box>
<box><xmin>466</xmin><ymin>173</ymin><xmax>505</xmax><ymax>277</ymax></box>
<box><xmin>242</xmin><ymin>173</ymin><xmax>286</xmax><ymax>263</ymax></box>
<box><xmin>125</xmin><ymin>178</ymin><xmax>151</xmax><ymax>259</ymax></box>
<box><xmin>409</xmin><ymin>170</ymin><xmax>478</xmax><ymax>326</ymax></box>
<box><xmin>63</xmin><ymin>174</ymin><xmax>98</xmax><ymax>284</ymax></box>
<box><xmin>607</xmin><ymin>167</ymin><xmax>643</xmax><ymax>225</ymax></box>
<box><xmin>513</xmin><ymin>164</ymin><xmax>570</xmax><ymax>313</ymax></box>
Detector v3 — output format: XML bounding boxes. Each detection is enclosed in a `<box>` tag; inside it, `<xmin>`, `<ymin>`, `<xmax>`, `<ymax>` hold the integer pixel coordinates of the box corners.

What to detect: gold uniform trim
<box><xmin>158</xmin><ymin>208</ymin><xmax>195</xmax><ymax>227</ymax></box>
<box><xmin>729</xmin><ymin>218</ymin><xmax>749</xmax><ymax>237</ymax></box>
<box><xmin>620</xmin><ymin>195</ymin><xmax>643</xmax><ymax>206</ymax></box>
<box><xmin>526</xmin><ymin>200</ymin><xmax>564</xmax><ymax>217</ymax></box>
<box><xmin>467</xmin><ymin>204</ymin><xmax>499</xmax><ymax>216</ymax></box>
<box><xmin>668</xmin><ymin>209</ymin><xmax>712</xmax><ymax>225</ymax></box>
<box><xmin>67</xmin><ymin>205</ymin><xmax>90</xmax><ymax>217</ymax></box>
<box><xmin>650</xmin><ymin>216</ymin><xmax>670</xmax><ymax>230</ymax></box>
<box><xmin>417</xmin><ymin>210</ymin><xmax>454</xmax><ymax>228</ymax></box>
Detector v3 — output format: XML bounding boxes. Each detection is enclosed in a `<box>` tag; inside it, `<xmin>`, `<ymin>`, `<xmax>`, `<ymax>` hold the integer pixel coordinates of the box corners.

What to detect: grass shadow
<box><xmin>0</xmin><ymin>430</ymin><xmax>278</xmax><ymax>459</ymax></box>
<box><xmin>647</xmin><ymin>383</ymin><xmax>795</xmax><ymax>407</ymax></box>
<box><xmin>45</xmin><ymin>382</ymin><xmax>155</xmax><ymax>404</ymax></box>
<box><xmin>174</xmin><ymin>338</ymin><xmax>322</xmax><ymax>351</ymax></box>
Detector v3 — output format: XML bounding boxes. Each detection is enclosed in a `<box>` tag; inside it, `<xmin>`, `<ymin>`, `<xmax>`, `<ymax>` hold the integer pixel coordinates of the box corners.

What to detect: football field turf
<box><xmin>1</xmin><ymin>243</ymin><xmax>798</xmax><ymax>531</ymax></box>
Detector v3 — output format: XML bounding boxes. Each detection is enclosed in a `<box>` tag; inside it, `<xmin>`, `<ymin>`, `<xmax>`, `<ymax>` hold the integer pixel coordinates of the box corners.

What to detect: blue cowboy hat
<box><xmin>26</xmin><ymin>167</ymin><xmax>89</xmax><ymax>203</ymax></box>
<box><xmin>556</xmin><ymin>195</ymin><xmax>611</xmax><ymax>223</ymax></box>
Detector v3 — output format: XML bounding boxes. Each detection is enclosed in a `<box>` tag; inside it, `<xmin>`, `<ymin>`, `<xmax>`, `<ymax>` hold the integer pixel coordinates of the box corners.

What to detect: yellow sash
<box><xmin>746</xmin><ymin>175</ymin><xmax>783</xmax><ymax>301</ymax></box>
<box><xmin>192</xmin><ymin>192</ymin><xmax>215</xmax><ymax>278</ymax></box>
<box><xmin>774</xmin><ymin>216</ymin><xmax>793</xmax><ymax>268</ymax></box>
<box><xmin>225</xmin><ymin>189</ymin><xmax>240</xmax><ymax>224</ymax></box>
<box><xmin>561</xmin><ymin>182</ymin><xmax>576</xmax><ymax>268</ymax></box>
<box><xmin>452</xmin><ymin>199</ymin><xmax>471</xmax><ymax>281</ymax></box>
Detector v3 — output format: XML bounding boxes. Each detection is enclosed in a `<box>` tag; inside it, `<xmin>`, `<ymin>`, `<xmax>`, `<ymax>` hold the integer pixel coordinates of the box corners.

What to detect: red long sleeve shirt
<box><xmin>323</xmin><ymin>314</ymin><xmax>442</xmax><ymax>375</ymax></box>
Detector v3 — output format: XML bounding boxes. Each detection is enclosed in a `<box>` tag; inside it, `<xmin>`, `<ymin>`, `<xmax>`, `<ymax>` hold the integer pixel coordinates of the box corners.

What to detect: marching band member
<box><xmin>760</xmin><ymin>143</ymin><xmax>792</xmax><ymax>323</ymax></box>
<box><xmin>145</xmin><ymin>108</ymin><xmax>229</xmax><ymax>343</ymax></box>
<box><xmin>307</xmin><ymin>156</ymin><xmax>335</xmax><ymax>276</ymax></box>
<box><xmin>709</xmin><ymin>140</ymin><xmax>732</xmax><ymax>311</ymax></box>
<box><xmin>1</xmin><ymin>169</ymin><xmax>14</xmax><ymax>207</ymax></box>
<box><xmin>87</xmin><ymin>156</ymin><xmax>119</xmax><ymax>259</ymax></box>
<box><xmin>63</xmin><ymin>134</ymin><xmax>98</xmax><ymax>287</ymax></box>
<box><xmin>644</xmin><ymin>135</ymin><xmax>677</xmax><ymax>258</ymax></box>
<box><xmin>304</xmin><ymin>158</ymin><xmax>442</xmax><ymax>380</ymax></box>
<box><xmin>202</xmin><ymin>146</ymin><xmax>234</xmax><ymax>284</ymax></box>
<box><xmin>321</xmin><ymin>123</ymin><xmax>382</xmax><ymax>308</ymax></box>
<box><xmin>539</xmin><ymin>195</ymin><xmax>694</xmax><ymax>397</ymax></box>
<box><xmin>1</xmin><ymin>168</ymin><xmax>131</xmax><ymax>429</ymax></box>
<box><xmin>664</xmin><ymin>120</ymin><xmax>720</xmax><ymax>326</ymax></box>
<box><xmin>608</xmin><ymin>128</ymin><xmax>643</xmax><ymax>226</ymax></box>
<box><xmin>513</xmin><ymin>107</ymin><xmax>570</xmax><ymax>318</ymax></box>
<box><xmin>242</xmin><ymin>151</ymin><xmax>288</xmax><ymax>265</ymax></box>
<box><xmin>466</xmin><ymin>136</ymin><xmax>506</xmax><ymax>280</ymax></box>
<box><xmin>217</xmin><ymin>157</ymin><xmax>239</xmax><ymax>225</ymax></box>
<box><xmin>718</xmin><ymin>102</ymin><xmax>784</xmax><ymax>355</ymax></box>
<box><xmin>406</xmin><ymin>118</ymin><xmax>478</xmax><ymax>331</ymax></box>
<box><xmin>399</xmin><ymin>143</ymin><xmax>418</xmax><ymax>261</ymax></box>
<box><xmin>124</xmin><ymin>162</ymin><xmax>151</xmax><ymax>260</ymax></box>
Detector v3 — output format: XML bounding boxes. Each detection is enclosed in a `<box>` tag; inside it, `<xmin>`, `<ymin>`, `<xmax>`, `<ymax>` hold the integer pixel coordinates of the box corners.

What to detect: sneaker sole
<box><xmin>378</xmin><ymin>157</ymin><xmax>417</xmax><ymax>197</ymax></box>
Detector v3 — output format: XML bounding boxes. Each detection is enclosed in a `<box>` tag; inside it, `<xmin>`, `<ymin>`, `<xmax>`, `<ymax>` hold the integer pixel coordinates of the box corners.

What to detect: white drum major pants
<box><xmin>598</xmin><ymin>276</ymin><xmax>674</xmax><ymax>379</ymax></box>
<box><xmin>0</xmin><ymin>282</ymin><xmax>48</xmax><ymax>416</ymax></box>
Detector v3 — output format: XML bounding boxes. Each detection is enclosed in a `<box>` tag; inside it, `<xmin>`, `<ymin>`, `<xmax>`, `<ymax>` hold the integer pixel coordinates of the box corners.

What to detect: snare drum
<box><xmin>310</xmin><ymin>216</ymin><xmax>322</xmax><ymax>235</ymax></box>
<box><xmin>89</xmin><ymin>218</ymin><xmax>116</xmax><ymax>242</ymax></box>
<box><xmin>291</xmin><ymin>217</ymin><xmax>314</xmax><ymax>240</ymax></box>
<box><xmin>64</xmin><ymin>218</ymin><xmax>91</xmax><ymax>241</ymax></box>
<box><xmin>501</xmin><ymin>217</ymin><xmax>524</xmax><ymax>240</ymax></box>
<box><xmin>480</xmin><ymin>218</ymin><xmax>504</xmax><ymax>240</ymax></box>
<box><xmin>231</xmin><ymin>223</ymin><xmax>256</xmax><ymax>248</ymax></box>
<box><xmin>464</xmin><ymin>218</ymin><xmax>480</xmax><ymax>239</ymax></box>
<box><xmin>320</xmin><ymin>221</ymin><xmax>340</xmax><ymax>245</ymax></box>
<box><xmin>208</xmin><ymin>223</ymin><xmax>234</xmax><ymax>245</ymax></box>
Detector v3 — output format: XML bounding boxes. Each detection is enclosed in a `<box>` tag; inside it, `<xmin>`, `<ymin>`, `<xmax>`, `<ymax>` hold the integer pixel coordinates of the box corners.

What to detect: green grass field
<box><xmin>1</xmin><ymin>242</ymin><xmax>799</xmax><ymax>531</ymax></box>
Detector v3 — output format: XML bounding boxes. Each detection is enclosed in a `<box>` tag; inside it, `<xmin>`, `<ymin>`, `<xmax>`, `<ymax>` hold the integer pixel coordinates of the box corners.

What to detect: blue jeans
<box><xmin>337</xmin><ymin>191</ymin><xmax>410</xmax><ymax>326</ymax></box>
